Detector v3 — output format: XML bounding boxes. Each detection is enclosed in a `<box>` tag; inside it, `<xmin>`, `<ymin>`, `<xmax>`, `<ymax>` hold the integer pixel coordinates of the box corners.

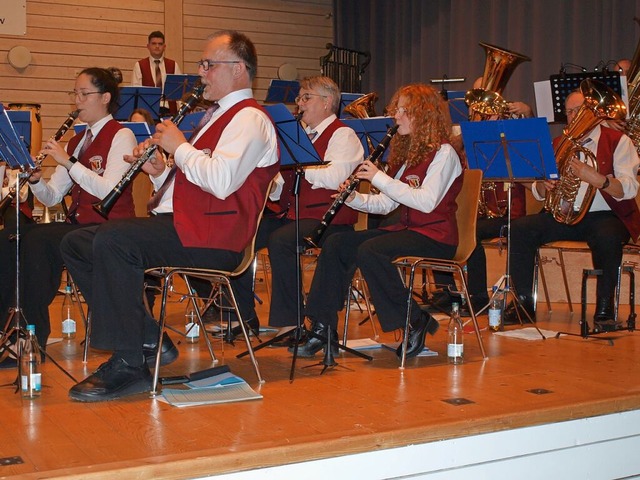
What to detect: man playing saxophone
<box><xmin>505</xmin><ymin>89</ymin><xmax>640</xmax><ymax>331</ymax></box>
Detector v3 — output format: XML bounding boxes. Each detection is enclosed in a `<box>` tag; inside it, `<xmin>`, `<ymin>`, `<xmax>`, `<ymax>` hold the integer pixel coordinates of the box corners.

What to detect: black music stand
<box><xmin>115</xmin><ymin>86</ymin><xmax>161</xmax><ymax>121</ymax></box>
<box><xmin>237</xmin><ymin>103</ymin><xmax>372</xmax><ymax>379</ymax></box>
<box><xmin>549</xmin><ymin>72</ymin><xmax>623</xmax><ymax>123</ymax></box>
<box><xmin>461</xmin><ymin>117</ymin><xmax>557</xmax><ymax>337</ymax></box>
<box><xmin>0</xmin><ymin>105</ymin><xmax>77</xmax><ymax>387</ymax></box>
<box><xmin>265</xmin><ymin>80</ymin><xmax>299</xmax><ymax>104</ymax></box>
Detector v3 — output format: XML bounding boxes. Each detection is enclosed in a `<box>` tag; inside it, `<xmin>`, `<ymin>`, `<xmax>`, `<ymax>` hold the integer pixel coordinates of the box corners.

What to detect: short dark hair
<box><xmin>80</xmin><ymin>67</ymin><xmax>120</xmax><ymax>114</ymax></box>
<box><xmin>148</xmin><ymin>31</ymin><xmax>165</xmax><ymax>43</ymax></box>
<box><xmin>210</xmin><ymin>30</ymin><xmax>258</xmax><ymax>81</ymax></box>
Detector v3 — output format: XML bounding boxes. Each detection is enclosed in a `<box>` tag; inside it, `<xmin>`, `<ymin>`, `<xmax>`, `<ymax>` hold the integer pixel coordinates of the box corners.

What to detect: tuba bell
<box><xmin>624</xmin><ymin>36</ymin><xmax>640</xmax><ymax>154</ymax></box>
<box><xmin>343</xmin><ymin>92</ymin><xmax>378</xmax><ymax>119</ymax></box>
<box><xmin>544</xmin><ymin>79</ymin><xmax>627</xmax><ymax>225</ymax></box>
<box><xmin>465</xmin><ymin>42</ymin><xmax>531</xmax><ymax>121</ymax></box>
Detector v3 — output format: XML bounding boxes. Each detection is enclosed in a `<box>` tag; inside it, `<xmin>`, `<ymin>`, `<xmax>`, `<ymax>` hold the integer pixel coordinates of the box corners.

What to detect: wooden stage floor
<box><xmin>1</xmin><ymin>283</ymin><xmax>640</xmax><ymax>479</ymax></box>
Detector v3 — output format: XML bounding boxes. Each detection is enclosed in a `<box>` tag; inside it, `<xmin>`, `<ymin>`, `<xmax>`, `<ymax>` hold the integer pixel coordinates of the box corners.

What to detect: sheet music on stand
<box><xmin>444</xmin><ymin>90</ymin><xmax>469</xmax><ymax>124</ymax></box>
<box><xmin>263</xmin><ymin>103</ymin><xmax>323</xmax><ymax>167</ymax></box>
<box><xmin>460</xmin><ymin>117</ymin><xmax>558</xmax><ymax>181</ymax></box>
<box><xmin>0</xmin><ymin>103</ymin><xmax>35</xmax><ymax>170</ymax></box>
<box><xmin>115</xmin><ymin>86</ymin><xmax>161</xmax><ymax>121</ymax></box>
<box><xmin>549</xmin><ymin>71</ymin><xmax>623</xmax><ymax>123</ymax></box>
<box><xmin>265</xmin><ymin>79</ymin><xmax>300</xmax><ymax>104</ymax></box>
<box><xmin>178</xmin><ymin>111</ymin><xmax>206</xmax><ymax>141</ymax></box>
<box><xmin>342</xmin><ymin>116</ymin><xmax>394</xmax><ymax>162</ymax></box>
<box><xmin>164</xmin><ymin>74</ymin><xmax>200</xmax><ymax>101</ymax></box>
<box><xmin>338</xmin><ymin>92</ymin><xmax>365</xmax><ymax>119</ymax></box>
<box><xmin>6</xmin><ymin>110</ymin><xmax>32</xmax><ymax>154</ymax></box>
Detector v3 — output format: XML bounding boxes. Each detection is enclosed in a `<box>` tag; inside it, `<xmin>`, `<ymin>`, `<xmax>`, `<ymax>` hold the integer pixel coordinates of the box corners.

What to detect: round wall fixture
<box><xmin>278</xmin><ymin>63</ymin><xmax>298</xmax><ymax>81</ymax></box>
<box><xmin>8</xmin><ymin>46</ymin><xmax>32</xmax><ymax>69</ymax></box>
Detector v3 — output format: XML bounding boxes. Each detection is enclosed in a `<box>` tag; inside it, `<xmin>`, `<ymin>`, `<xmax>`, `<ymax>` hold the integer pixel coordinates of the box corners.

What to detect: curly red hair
<box><xmin>385</xmin><ymin>84</ymin><xmax>453</xmax><ymax>169</ymax></box>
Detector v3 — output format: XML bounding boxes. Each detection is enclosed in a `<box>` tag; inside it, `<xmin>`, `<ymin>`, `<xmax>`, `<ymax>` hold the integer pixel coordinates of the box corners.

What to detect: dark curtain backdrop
<box><xmin>333</xmin><ymin>0</ymin><xmax>640</xmax><ymax>124</ymax></box>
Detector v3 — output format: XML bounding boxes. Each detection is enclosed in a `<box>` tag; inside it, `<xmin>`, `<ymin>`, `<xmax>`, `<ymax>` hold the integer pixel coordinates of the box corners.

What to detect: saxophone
<box><xmin>544</xmin><ymin>79</ymin><xmax>627</xmax><ymax>225</ymax></box>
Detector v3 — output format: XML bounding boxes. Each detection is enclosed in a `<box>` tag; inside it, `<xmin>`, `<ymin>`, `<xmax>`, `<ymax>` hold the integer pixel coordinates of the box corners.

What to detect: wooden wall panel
<box><xmin>0</xmin><ymin>0</ymin><xmax>332</xmax><ymax>176</ymax></box>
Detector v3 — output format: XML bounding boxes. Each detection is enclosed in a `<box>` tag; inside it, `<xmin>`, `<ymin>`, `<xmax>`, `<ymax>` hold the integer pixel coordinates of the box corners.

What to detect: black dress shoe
<box><xmin>143</xmin><ymin>332</ymin><xmax>179</xmax><ymax>367</ymax></box>
<box><xmin>396</xmin><ymin>312</ymin><xmax>440</xmax><ymax>359</ymax></box>
<box><xmin>69</xmin><ymin>356</ymin><xmax>152</xmax><ymax>402</ymax></box>
<box><xmin>502</xmin><ymin>295</ymin><xmax>536</xmax><ymax>325</ymax></box>
<box><xmin>593</xmin><ymin>295</ymin><xmax>614</xmax><ymax>322</ymax></box>
<box><xmin>290</xmin><ymin>322</ymin><xmax>338</xmax><ymax>358</ymax></box>
<box><xmin>229</xmin><ymin>317</ymin><xmax>260</xmax><ymax>339</ymax></box>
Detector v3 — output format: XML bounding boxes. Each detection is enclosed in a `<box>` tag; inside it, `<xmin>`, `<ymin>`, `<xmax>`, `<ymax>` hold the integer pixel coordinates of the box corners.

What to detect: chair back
<box><xmin>452</xmin><ymin>169</ymin><xmax>483</xmax><ymax>263</ymax></box>
<box><xmin>232</xmin><ymin>181</ymin><xmax>274</xmax><ymax>276</ymax></box>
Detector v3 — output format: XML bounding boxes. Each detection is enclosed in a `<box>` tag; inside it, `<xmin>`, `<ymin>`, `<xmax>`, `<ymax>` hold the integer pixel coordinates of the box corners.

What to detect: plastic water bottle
<box><xmin>447</xmin><ymin>302</ymin><xmax>464</xmax><ymax>365</ymax></box>
<box><xmin>488</xmin><ymin>286</ymin><xmax>503</xmax><ymax>332</ymax></box>
<box><xmin>185</xmin><ymin>304</ymin><xmax>200</xmax><ymax>343</ymax></box>
<box><xmin>21</xmin><ymin>325</ymin><xmax>42</xmax><ymax>398</ymax></box>
<box><xmin>61</xmin><ymin>285</ymin><xmax>78</xmax><ymax>339</ymax></box>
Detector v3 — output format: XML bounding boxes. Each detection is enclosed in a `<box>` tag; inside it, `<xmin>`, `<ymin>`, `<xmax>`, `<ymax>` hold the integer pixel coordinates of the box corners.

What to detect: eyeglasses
<box><xmin>388</xmin><ymin>106</ymin><xmax>407</xmax><ymax>117</ymax></box>
<box><xmin>68</xmin><ymin>91</ymin><xmax>103</xmax><ymax>101</ymax></box>
<box><xmin>565</xmin><ymin>106</ymin><xmax>582</xmax><ymax>117</ymax></box>
<box><xmin>295</xmin><ymin>93</ymin><xmax>328</xmax><ymax>104</ymax></box>
<box><xmin>197</xmin><ymin>59</ymin><xmax>241</xmax><ymax>71</ymax></box>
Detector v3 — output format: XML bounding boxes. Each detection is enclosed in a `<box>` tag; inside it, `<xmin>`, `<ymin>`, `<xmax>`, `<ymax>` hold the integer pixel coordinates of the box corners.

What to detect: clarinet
<box><xmin>0</xmin><ymin>109</ymin><xmax>79</xmax><ymax>217</ymax></box>
<box><xmin>93</xmin><ymin>83</ymin><xmax>205</xmax><ymax>218</ymax></box>
<box><xmin>303</xmin><ymin>124</ymin><xmax>399</xmax><ymax>248</ymax></box>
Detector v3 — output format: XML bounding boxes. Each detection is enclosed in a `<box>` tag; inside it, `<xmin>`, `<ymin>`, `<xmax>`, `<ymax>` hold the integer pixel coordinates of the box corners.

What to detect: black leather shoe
<box><xmin>502</xmin><ymin>295</ymin><xmax>536</xmax><ymax>325</ymax></box>
<box><xmin>396</xmin><ymin>312</ymin><xmax>440</xmax><ymax>359</ymax></box>
<box><xmin>230</xmin><ymin>317</ymin><xmax>260</xmax><ymax>339</ymax></box>
<box><xmin>290</xmin><ymin>322</ymin><xmax>338</xmax><ymax>358</ymax></box>
<box><xmin>69</xmin><ymin>356</ymin><xmax>152</xmax><ymax>402</ymax></box>
<box><xmin>143</xmin><ymin>332</ymin><xmax>179</xmax><ymax>367</ymax></box>
<box><xmin>593</xmin><ymin>296</ymin><xmax>621</xmax><ymax>332</ymax></box>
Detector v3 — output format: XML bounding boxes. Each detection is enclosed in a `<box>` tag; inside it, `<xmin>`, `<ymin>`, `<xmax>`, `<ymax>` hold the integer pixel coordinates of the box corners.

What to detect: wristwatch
<box><xmin>600</xmin><ymin>176</ymin><xmax>610</xmax><ymax>190</ymax></box>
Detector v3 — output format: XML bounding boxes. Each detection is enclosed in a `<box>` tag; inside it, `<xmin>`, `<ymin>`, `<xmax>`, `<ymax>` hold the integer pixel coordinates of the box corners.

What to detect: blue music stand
<box><xmin>445</xmin><ymin>90</ymin><xmax>469</xmax><ymax>124</ymax></box>
<box><xmin>265</xmin><ymin>80</ymin><xmax>300</xmax><ymax>104</ymax></box>
<box><xmin>6</xmin><ymin>111</ymin><xmax>31</xmax><ymax>154</ymax></box>
<box><xmin>115</xmin><ymin>86</ymin><xmax>161</xmax><ymax>121</ymax></box>
<box><xmin>338</xmin><ymin>93</ymin><xmax>364</xmax><ymax>119</ymax></box>
<box><xmin>342</xmin><ymin>116</ymin><xmax>394</xmax><ymax>162</ymax></box>
<box><xmin>263</xmin><ymin>103</ymin><xmax>322</xmax><ymax>167</ymax></box>
<box><xmin>178</xmin><ymin>111</ymin><xmax>206</xmax><ymax>141</ymax></box>
<box><xmin>461</xmin><ymin>117</ymin><xmax>556</xmax><ymax>336</ymax></box>
<box><xmin>0</xmin><ymin>104</ymin><xmax>34</xmax><ymax>170</ymax></box>
<box><xmin>164</xmin><ymin>74</ymin><xmax>200</xmax><ymax>101</ymax></box>
<box><xmin>460</xmin><ymin>117</ymin><xmax>558</xmax><ymax>181</ymax></box>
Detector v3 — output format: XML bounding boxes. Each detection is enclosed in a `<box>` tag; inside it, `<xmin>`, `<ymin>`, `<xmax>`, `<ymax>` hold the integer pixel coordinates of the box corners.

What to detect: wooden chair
<box><xmin>392</xmin><ymin>169</ymin><xmax>487</xmax><ymax>368</ymax></box>
<box><xmin>145</xmin><ymin>185</ymin><xmax>273</xmax><ymax>394</ymax></box>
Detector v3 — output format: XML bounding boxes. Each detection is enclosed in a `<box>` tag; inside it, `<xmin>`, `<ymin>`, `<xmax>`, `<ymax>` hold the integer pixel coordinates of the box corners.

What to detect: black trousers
<box><xmin>465</xmin><ymin>217</ymin><xmax>509</xmax><ymax>297</ymax></box>
<box><xmin>231</xmin><ymin>215</ymin><xmax>353</xmax><ymax>327</ymax></box>
<box><xmin>305</xmin><ymin>229</ymin><xmax>456</xmax><ymax>332</ymax></box>
<box><xmin>509</xmin><ymin>211</ymin><xmax>630</xmax><ymax>300</ymax></box>
<box><xmin>0</xmin><ymin>221</ymin><xmax>94</xmax><ymax>346</ymax></box>
<box><xmin>60</xmin><ymin>216</ymin><xmax>242</xmax><ymax>358</ymax></box>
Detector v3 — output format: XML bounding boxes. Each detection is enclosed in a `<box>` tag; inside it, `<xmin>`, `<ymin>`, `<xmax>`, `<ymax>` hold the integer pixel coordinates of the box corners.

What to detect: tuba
<box><xmin>624</xmin><ymin>36</ymin><xmax>640</xmax><ymax>154</ymax></box>
<box><xmin>544</xmin><ymin>79</ymin><xmax>627</xmax><ymax>225</ymax></box>
<box><xmin>343</xmin><ymin>92</ymin><xmax>378</xmax><ymax>119</ymax></box>
<box><xmin>465</xmin><ymin>42</ymin><xmax>531</xmax><ymax>121</ymax></box>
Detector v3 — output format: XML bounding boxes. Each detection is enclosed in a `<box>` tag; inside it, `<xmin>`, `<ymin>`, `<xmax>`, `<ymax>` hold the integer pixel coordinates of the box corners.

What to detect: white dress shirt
<box><xmin>347</xmin><ymin>143</ymin><xmax>462</xmax><ymax>215</ymax></box>
<box><xmin>29</xmin><ymin>115</ymin><xmax>137</xmax><ymax>207</ymax></box>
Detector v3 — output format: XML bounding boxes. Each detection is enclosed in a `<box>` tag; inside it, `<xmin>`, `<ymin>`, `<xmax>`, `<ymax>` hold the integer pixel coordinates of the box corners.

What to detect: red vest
<box><xmin>280</xmin><ymin>119</ymin><xmax>358</xmax><ymax>225</ymax></box>
<box><xmin>173</xmin><ymin>99</ymin><xmax>280</xmax><ymax>251</ymax></box>
<box><xmin>382</xmin><ymin>145</ymin><xmax>462</xmax><ymax>245</ymax></box>
<box><xmin>66</xmin><ymin>120</ymin><xmax>135</xmax><ymax>224</ymax></box>
<box><xmin>552</xmin><ymin>127</ymin><xmax>640</xmax><ymax>241</ymax></box>
<box><xmin>138</xmin><ymin>57</ymin><xmax>177</xmax><ymax>115</ymax></box>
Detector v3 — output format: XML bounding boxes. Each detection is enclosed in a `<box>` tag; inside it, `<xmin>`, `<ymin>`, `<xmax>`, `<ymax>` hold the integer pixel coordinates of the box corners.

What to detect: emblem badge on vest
<box><xmin>202</xmin><ymin>148</ymin><xmax>212</xmax><ymax>156</ymax></box>
<box><xmin>89</xmin><ymin>155</ymin><xmax>104</xmax><ymax>174</ymax></box>
<box><xmin>406</xmin><ymin>175</ymin><xmax>421</xmax><ymax>188</ymax></box>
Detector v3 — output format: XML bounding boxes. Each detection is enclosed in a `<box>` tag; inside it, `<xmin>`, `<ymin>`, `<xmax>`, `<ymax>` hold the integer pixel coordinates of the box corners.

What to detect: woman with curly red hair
<box><xmin>300</xmin><ymin>83</ymin><xmax>464</xmax><ymax>359</ymax></box>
